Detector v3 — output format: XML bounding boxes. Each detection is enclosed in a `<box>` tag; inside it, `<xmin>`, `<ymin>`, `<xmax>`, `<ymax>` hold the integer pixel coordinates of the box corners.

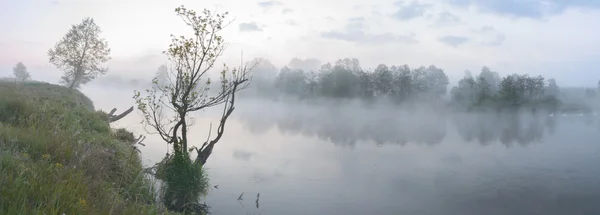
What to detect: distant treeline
<box><xmin>450</xmin><ymin>69</ymin><xmax>561</xmax><ymax>112</ymax></box>
<box><xmin>151</xmin><ymin>57</ymin><xmax>600</xmax><ymax>112</ymax></box>
<box><xmin>246</xmin><ymin>58</ymin><xmax>592</xmax><ymax>112</ymax></box>
<box><xmin>270</xmin><ymin>58</ymin><xmax>449</xmax><ymax>103</ymax></box>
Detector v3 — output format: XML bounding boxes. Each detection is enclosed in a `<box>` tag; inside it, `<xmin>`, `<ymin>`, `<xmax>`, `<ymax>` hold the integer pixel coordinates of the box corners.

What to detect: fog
<box><xmin>72</xmin><ymin>79</ymin><xmax>600</xmax><ymax>215</ymax></box>
<box><xmin>4</xmin><ymin>0</ymin><xmax>600</xmax><ymax>214</ymax></box>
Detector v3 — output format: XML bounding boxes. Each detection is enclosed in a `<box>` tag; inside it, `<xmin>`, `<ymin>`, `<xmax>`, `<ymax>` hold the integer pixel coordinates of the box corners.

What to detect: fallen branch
<box><xmin>107</xmin><ymin>106</ymin><xmax>134</xmax><ymax>123</ymax></box>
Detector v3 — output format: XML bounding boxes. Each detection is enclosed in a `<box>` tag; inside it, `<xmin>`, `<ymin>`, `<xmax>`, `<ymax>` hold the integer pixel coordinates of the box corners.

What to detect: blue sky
<box><xmin>1</xmin><ymin>0</ymin><xmax>599</xmax><ymax>87</ymax></box>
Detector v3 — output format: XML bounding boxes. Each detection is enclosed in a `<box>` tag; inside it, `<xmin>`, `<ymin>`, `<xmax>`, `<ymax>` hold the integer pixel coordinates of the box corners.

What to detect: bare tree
<box><xmin>48</xmin><ymin>17</ymin><xmax>111</xmax><ymax>89</ymax></box>
<box><xmin>12</xmin><ymin>62</ymin><xmax>30</xmax><ymax>82</ymax></box>
<box><xmin>134</xmin><ymin>6</ymin><xmax>254</xmax><ymax>165</ymax></box>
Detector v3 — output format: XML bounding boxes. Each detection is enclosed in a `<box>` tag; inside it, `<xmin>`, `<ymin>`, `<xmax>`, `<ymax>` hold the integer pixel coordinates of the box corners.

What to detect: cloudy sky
<box><xmin>1</xmin><ymin>0</ymin><xmax>599</xmax><ymax>86</ymax></box>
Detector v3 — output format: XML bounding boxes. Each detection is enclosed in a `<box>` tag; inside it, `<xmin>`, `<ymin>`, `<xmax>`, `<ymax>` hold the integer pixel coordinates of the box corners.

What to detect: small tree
<box><xmin>133</xmin><ymin>6</ymin><xmax>253</xmax><ymax>212</ymax></box>
<box><xmin>155</xmin><ymin>65</ymin><xmax>169</xmax><ymax>86</ymax></box>
<box><xmin>48</xmin><ymin>17</ymin><xmax>111</xmax><ymax>89</ymax></box>
<box><xmin>12</xmin><ymin>62</ymin><xmax>30</xmax><ymax>82</ymax></box>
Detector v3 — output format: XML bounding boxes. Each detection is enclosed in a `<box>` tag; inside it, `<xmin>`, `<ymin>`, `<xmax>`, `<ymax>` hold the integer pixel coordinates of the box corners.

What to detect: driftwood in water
<box><xmin>107</xmin><ymin>106</ymin><xmax>134</xmax><ymax>123</ymax></box>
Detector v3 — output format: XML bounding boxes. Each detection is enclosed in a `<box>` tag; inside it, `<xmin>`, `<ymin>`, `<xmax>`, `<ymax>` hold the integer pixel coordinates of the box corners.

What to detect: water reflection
<box><xmin>452</xmin><ymin>113</ymin><xmax>556</xmax><ymax>147</ymax></box>
<box><xmin>79</xmin><ymin>89</ymin><xmax>600</xmax><ymax>215</ymax></box>
<box><xmin>237</xmin><ymin>103</ymin><xmax>448</xmax><ymax>147</ymax></box>
<box><xmin>237</xmin><ymin>100</ymin><xmax>598</xmax><ymax>147</ymax></box>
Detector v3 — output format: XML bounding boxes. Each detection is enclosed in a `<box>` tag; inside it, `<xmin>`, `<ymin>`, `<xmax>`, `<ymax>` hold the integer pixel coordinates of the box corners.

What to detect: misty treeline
<box><xmin>450</xmin><ymin>69</ymin><xmax>560</xmax><ymax>112</ymax></box>
<box><xmin>249</xmin><ymin>58</ymin><xmax>450</xmax><ymax>103</ymax></box>
<box><xmin>239</xmin><ymin>57</ymin><xmax>571</xmax><ymax>112</ymax></box>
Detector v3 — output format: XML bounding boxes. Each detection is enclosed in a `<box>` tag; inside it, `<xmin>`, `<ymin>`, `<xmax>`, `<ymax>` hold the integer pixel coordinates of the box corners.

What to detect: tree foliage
<box><xmin>48</xmin><ymin>17</ymin><xmax>111</xmax><ymax>89</ymax></box>
<box><xmin>12</xmin><ymin>62</ymin><xmax>30</xmax><ymax>82</ymax></box>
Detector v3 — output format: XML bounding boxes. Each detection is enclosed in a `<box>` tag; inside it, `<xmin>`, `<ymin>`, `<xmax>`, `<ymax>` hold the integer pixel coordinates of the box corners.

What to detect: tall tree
<box><xmin>134</xmin><ymin>6</ymin><xmax>253</xmax><ymax>212</ymax></box>
<box><xmin>451</xmin><ymin>71</ymin><xmax>477</xmax><ymax>107</ymax></box>
<box><xmin>275</xmin><ymin>67</ymin><xmax>308</xmax><ymax>96</ymax></box>
<box><xmin>134</xmin><ymin>6</ymin><xmax>253</xmax><ymax>165</ymax></box>
<box><xmin>155</xmin><ymin>65</ymin><xmax>169</xmax><ymax>86</ymax></box>
<box><xmin>372</xmin><ymin>64</ymin><xmax>393</xmax><ymax>96</ymax></box>
<box><xmin>391</xmin><ymin>65</ymin><xmax>412</xmax><ymax>102</ymax></box>
<box><xmin>545</xmin><ymin>78</ymin><xmax>560</xmax><ymax>97</ymax></box>
<box><xmin>48</xmin><ymin>17</ymin><xmax>111</xmax><ymax>89</ymax></box>
<box><xmin>12</xmin><ymin>62</ymin><xmax>30</xmax><ymax>82</ymax></box>
<box><xmin>478</xmin><ymin>66</ymin><xmax>500</xmax><ymax>92</ymax></box>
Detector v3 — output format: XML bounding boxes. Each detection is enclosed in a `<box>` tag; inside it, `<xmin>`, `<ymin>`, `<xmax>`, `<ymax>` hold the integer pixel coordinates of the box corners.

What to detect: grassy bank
<box><xmin>0</xmin><ymin>81</ymin><xmax>183</xmax><ymax>214</ymax></box>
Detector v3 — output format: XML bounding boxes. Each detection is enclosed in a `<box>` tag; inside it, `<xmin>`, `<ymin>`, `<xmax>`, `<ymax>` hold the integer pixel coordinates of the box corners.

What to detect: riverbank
<box><xmin>0</xmin><ymin>81</ymin><xmax>183</xmax><ymax>214</ymax></box>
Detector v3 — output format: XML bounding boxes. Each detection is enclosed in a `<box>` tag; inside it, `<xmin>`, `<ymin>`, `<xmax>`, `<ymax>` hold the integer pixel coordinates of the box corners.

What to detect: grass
<box><xmin>0</xmin><ymin>80</ymin><xmax>187</xmax><ymax>215</ymax></box>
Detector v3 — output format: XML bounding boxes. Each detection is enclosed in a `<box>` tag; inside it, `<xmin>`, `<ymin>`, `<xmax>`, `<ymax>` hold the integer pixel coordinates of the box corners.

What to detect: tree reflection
<box><xmin>450</xmin><ymin>112</ymin><xmax>600</xmax><ymax>147</ymax></box>
<box><xmin>236</xmin><ymin>101</ymin><xmax>598</xmax><ymax>147</ymax></box>
<box><xmin>237</xmin><ymin>105</ymin><xmax>447</xmax><ymax>147</ymax></box>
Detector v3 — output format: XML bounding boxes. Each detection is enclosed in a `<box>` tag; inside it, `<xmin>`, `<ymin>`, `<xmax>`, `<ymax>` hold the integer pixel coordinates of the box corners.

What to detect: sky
<box><xmin>1</xmin><ymin>0</ymin><xmax>600</xmax><ymax>87</ymax></box>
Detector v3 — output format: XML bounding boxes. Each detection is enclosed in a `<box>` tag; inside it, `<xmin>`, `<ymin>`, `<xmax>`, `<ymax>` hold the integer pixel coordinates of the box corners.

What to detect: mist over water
<box><xmin>83</xmin><ymin>84</ymin><xmax>600</xmax><ymax>215</ymax></box>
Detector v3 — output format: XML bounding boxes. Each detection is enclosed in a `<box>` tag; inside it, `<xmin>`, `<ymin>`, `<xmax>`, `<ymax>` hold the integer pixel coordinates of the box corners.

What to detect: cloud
<box><xmin>431</xmin><ymin>11</ymin><xmax>461</xmax><ymax>27</ymax></box>
<box><xmin>439</xmin><ymin>36</ymin><xmax>470</xmax><ymax>47</ymax></box>
<box><xmin>325</xmin><ymin>16</ymin><xmax>336</xmax><ymax>21</ymax></box>
<box><xmin>322</xmin><ymin>31</ymin><xmax>418</xmax><ymax>45</ymax></box>
<box><xmin>239</xmin><ymin>22</ymin><xmax>263</xmax><ymax>32</ymax></box>
<box><xmin>445</xmin><ymin>0</ymin><xmax>600</xmax><ymax>18</ymax></box>
<box><xmin>349</xmin><ymin>17</ymin><xmax>365</xmax><ymax>22</ymax></box>
<box><xmin>473</xmin><ymin>26</ymin><xmax>506</xmax><ymax>46</ymax></box>
<box><xmin>285</xmin><ymin>19</ymin><xmax>298</xmax><ymax>26</ymax></box>
<box><xmin>346</xmin><ymin>17</ymin><xmax>366</xmax><ymax>30</ymax></box>
<box><xmin>392</xmin><ymin>0</ymin><xmax>431</xmax><ymax>21</ymax></box>
<box><xmin>282</xmin><ymin>8</ymin><xmax>293</xmax><ymax>14</ymax></box>
<box><xmin>257</xmin><ymin>1</ymin><xmax>282</xmax><ymax>8</ymax></box>
<box><xmin>321</xmin><ymin>15</ymin><xmax>417</xmax><ymax>44</ymax></box>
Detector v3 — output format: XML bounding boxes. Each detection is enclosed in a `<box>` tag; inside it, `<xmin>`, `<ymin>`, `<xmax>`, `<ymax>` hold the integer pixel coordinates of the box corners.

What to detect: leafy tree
<box><xmin>319</xmin><ymin>59</ymin><xmax>362</xmax><ymax>98</ymax></box>
<box><xmin>478</xmin><ymin>67</ymin><xmax>500</xmax><ymax>92</ymax></box>
<box><xmin>356</xmin><ymin>69</ymin><xmax>374</xmax><ymax>99</ymax></box>
<box><xmin>155</xmin><ymin>65</ymin><xmax>169</xmax><ymax>86</ymax></box>
<box><xmin>12</xmin><ymin>62</ymin><xmax>30</xmax><ymax>82</ymax></box>
<box><xmin>247</xmin><ymin>58</ymin><xmax>278</xmax><ymax>96</ymax></box>
<box><xmin>390</xmin><ymin>65</ymin><xmax>412</xmax><ymax>102</ymax></box>
<box><xmin>275</xmin><ymin>67</ymin><xmax>308</xmax><ymax>97</ymax></box>
<box><xmin>545</xmin><ymin>78</ymin><xmax>560</xmax><ymax>97</ymax></box>
<box><xmin>498</xmin><ymin>75</ymin><xmax>520</xmax><ymax>106</ymax></box>
<box><xmin>133</xmin><ymin>6</ymin><xmax>253</xmax><ymax>212</ymax></box>
<box><xmin>423</xmin><ymin>65</ymin><xmax>450</xmax><ymax>98</ymax></box>
<box><xmin>372</xmin><ymin>64</ymin><xmax>393</xmax><ymax>96</ymax></box>
<box><xmin>48</xmin><ymin>17</ymin><xmax>111</xmax><ymax>89</ymax></box>
<box><xmin>451</xmin><ymin>71</ymin><xmax>477</xmax><ymax>107</ymax></box>
<box><xmin>475</xmin><ymin>76</ymin><xmax>492</xmax><ymax>105</ymax></box>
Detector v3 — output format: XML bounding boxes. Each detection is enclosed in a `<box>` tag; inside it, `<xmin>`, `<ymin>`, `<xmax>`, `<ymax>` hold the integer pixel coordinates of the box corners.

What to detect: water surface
<box><xmin>84</xmin><ymin>86</ymin><xmax>600</xmax><ymax>215</ymax></box>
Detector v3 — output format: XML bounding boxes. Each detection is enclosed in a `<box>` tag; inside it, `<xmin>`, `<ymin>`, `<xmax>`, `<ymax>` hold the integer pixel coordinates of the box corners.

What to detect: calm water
<box><xmin>84</xmin><ymin>86</ymin><xmax>600</xmax><ymax>215</ymax></box>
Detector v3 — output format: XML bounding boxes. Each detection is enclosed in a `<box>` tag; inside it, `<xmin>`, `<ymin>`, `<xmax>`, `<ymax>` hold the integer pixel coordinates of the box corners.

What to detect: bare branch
<box><xmin>108</xmin><ymin>106</ymin><xmax>134</xmax><ymax>122</ymax></box>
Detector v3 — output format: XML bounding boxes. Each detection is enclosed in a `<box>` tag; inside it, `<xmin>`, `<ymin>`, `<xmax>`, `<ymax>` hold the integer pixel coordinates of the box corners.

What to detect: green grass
<box><xmin>0</xmin><ymin>80</ymin><xmax>186</xmax><ymax>215</ymax></box>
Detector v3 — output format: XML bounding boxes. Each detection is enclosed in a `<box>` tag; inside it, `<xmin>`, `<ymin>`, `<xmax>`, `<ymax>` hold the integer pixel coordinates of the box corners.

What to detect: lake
<box><xmin>83</xmin><ymin>86</ymin><xmax>600</xmax><ymax>215</ymax></box>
